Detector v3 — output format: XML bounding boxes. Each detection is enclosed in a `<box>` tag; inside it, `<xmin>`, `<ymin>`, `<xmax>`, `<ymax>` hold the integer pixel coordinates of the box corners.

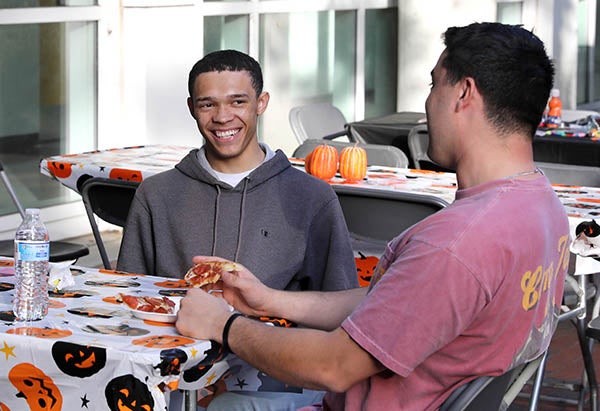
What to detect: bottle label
<box><xmin>15</xmin><ymin>241</ymin><xmax>49</xmax><ymax>262</ymax></box>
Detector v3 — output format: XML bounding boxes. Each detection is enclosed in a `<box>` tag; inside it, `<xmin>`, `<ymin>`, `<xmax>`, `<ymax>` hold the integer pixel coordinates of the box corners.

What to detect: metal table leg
<box><xmin>184</xmin><ymin>389</ymin><xmax>197</xmax><ymax>411</ymax></box>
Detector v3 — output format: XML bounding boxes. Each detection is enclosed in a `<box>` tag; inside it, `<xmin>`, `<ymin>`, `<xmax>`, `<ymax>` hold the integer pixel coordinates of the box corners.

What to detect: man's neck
<box><xmin>456</xmin><ymin>132</ymin><xmax>536</xmax><ymax>189</ymax></box>
<box><xmin>207</xmin><ymin>143</ymin><xmax>266</xmax><ymax>173</ymax></box>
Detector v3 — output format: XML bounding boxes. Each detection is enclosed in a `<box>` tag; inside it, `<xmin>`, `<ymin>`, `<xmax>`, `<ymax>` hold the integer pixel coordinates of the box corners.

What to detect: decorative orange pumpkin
<box><xmin>304</xmin><ymin>151</ymin><xmax>313</xmax><ymax>174</ymax></box>
<box><xmin>306</xmin><ymin>144</ymin><xmax>338</xmax><ymax>181</ymax></box>
<box><xmin>339</xmin><ymin>144</ymin><xmax>367</xmax><ymax>182</ymax></box>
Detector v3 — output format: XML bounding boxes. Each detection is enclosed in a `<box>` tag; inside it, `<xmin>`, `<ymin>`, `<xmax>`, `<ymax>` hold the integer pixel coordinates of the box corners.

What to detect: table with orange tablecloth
<box><xmin>0</xmin><ymin>259</ymin><xmax>233</xmax><ymax>410</ymax></box>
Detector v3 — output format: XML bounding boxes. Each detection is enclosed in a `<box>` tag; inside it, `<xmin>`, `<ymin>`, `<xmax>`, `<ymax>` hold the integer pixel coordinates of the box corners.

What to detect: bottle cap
<box><xmin>25</xmin><ymin>208</ymin><xmax>40</xmax><ymax>215</ymax></box>
<box><xmin>551</xmin><ymin>88</ymin><xmax>560</xmax><ymax>97</ymax></box>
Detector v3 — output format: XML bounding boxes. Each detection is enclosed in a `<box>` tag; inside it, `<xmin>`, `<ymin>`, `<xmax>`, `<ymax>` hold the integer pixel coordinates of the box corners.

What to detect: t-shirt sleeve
<box><xmin>342</xmin><ymin>237</ymin><xmax>488</xmax><ymax>376</ymax></box>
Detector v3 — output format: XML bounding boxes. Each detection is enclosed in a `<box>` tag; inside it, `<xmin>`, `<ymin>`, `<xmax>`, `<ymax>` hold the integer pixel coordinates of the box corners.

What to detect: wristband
<box><xmin>222</xmin><ymin>313</ymin><xmax>243</xmax><ymax>354</ymax></box>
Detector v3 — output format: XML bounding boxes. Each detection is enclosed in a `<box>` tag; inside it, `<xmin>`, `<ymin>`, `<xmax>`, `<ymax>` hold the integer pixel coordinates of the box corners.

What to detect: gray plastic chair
<box><xmin>333</xmin><ymin>186</ymin><xmax>448</xmax><ymax>255</ymax></box>
<box><xmin>288</xmin><ymin>102</ymin><xmax>364</xmax><ymax>144</ymax></box>
<box><xmin>535</xmin><ymin>162</ymin><xmax>600</xmax><ymax>187</ymax></box>
<box><xmin>561</xmin><ymin>109</ymin><xmax>600</xmax><ymax>123</ymax></box>
<box><xmin>292</xmin><ymin>140</ymin><xmax>409</xmax><ymax>168</ymax></box>
<box><xmin>407</xmin><ymin>124</ymin><xmax>433</xmax><ymax>170</ymax></box>
<box><xmin>80</xmin><ymin>177</ymin><xmax>139</xmax><ymax>269</ymax></box>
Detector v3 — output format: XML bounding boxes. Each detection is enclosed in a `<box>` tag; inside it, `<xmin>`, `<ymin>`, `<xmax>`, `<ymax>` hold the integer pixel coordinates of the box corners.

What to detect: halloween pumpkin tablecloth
<box><xmin>41</xmin><ymin>145</ymin><xmax>600</xmax><ymax>271</ymax></box>
<box><xmin>0</xmin><ymin>259</ymin><xmax>230</xmax><ymax>411</ymax></box>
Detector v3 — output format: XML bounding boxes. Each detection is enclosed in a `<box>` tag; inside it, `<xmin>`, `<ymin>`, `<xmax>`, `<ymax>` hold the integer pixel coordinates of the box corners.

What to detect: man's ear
<box><xmin>455</xmin><ymin>77</ymin><xmax>476</xmax><ymax>111</ymax></box>
<box><xmin>257</xmin><ymin>92</ymin><xmax>270</xmax><ymax>116</ymax></box>
<box><xmin>187</xmin><ymin>97</ymin><xmax>196</xmax><ymax>119</ymax></box>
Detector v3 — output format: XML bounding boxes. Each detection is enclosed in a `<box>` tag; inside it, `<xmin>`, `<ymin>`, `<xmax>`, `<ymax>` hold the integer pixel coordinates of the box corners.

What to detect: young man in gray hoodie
<box><xmin>117</xmin><ymin>50</ymin><xmax>358</xmax><ymax>409</ymax></box>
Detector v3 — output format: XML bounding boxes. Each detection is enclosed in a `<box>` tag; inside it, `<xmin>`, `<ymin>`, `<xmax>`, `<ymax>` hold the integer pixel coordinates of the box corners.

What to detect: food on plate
<box><xmin>184</xmin><ymin>261</ymin><xmax>239</xmax><ymax>288</ymax></box>
<box><xmin>119</xmin><ymin>294</ymin><xmax>177</xmax><ymax>314</ymax></box>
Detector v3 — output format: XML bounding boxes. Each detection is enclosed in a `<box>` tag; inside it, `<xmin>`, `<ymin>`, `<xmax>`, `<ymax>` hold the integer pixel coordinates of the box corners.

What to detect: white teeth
<box><xmin>215</xmin><ymin>129</ymin><xmax>239</xmax><ymax>138</ymax></box>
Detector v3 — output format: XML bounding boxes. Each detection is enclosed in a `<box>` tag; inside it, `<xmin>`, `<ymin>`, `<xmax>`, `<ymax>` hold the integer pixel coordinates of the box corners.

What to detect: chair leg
<box><xmin>82</xmin><ymin>196</ymin><xmax>112</xmax><ymax>269</ymax></box>
<box><xmin>576</xmin><ymin>316</ymin><xmax>599</xmax><ymax>411</ymax></box>
<box><xmin>528</xmin><ymin>351</ymin><xmax>549</xmax><ymax>411</ymax></box>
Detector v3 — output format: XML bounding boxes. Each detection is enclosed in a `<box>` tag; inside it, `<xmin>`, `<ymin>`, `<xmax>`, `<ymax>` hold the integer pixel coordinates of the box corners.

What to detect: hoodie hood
<box><xmin>175</xmin><ymin>147</ymin><xmax>291</xmax><ymax>191</ymax></box>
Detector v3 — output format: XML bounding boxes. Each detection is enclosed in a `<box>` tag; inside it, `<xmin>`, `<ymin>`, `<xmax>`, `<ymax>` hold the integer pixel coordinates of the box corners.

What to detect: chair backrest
<box><xmin>292</xmin><ymin>140</ymin><xmax>409</xmax><ymax>168</ymax></box>
<box><xmin>407</xmin><ymin>124</ymin><xmax>433</xmax><ymax>170</ymax></box>
<box><xmin>289</xmin><ymin>102</ymin><xmax>352</xmax><ymax>144</ymax></box>
<box><xmin>333</xmin><ymin>186</ymin><xmax>448</xmax><ymax>252</ymax></box>
<box><xmin>80</xmin><ymin>177</ymin><xmax>139</xmax><ymax>269</ymax></box>
<box><xmin>441</xmin><ymin>351</ymin><xmax>547</xmax><ymax>411</ymax></box>
<box><xmin>561</xmin><ymin>109</ymin><xmax>600</xmax><ymax>123</ymax></box>
<box><xmin>535</xmin><ymin>161</ymin><xmax>600</xmax><ymax>187</ymax></box>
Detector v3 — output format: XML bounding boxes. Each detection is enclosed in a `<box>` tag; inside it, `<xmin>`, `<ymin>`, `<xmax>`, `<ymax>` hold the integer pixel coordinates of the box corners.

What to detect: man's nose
<box><xmin>213</xmin><ymin>105</ymin><xmax>234</xmax><ymax>123</ymax></box>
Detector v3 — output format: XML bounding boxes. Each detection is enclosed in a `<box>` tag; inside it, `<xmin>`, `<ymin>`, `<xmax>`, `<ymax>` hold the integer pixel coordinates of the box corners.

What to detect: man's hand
<box><xmin>175</xmin><ymin>288</ymin><xmax>232</xmax><ymax>341</ymax></box>
<box><xmin>192</xmin><ymin>256</ymin><xmax>277</xmax><ymax>318</ymax></box>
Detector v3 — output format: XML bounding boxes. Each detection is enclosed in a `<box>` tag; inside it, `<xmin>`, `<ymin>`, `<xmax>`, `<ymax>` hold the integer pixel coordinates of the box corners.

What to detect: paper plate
<box><xmin>131</xmin><ymin>297</ymin><xmax>181</xmax><ymax>323</ymax></box>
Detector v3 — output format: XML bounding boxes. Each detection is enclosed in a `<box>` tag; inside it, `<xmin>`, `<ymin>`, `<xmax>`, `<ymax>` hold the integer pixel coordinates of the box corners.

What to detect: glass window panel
<box><xmin>259</xmin><ymin>10</ymin><xmax>356</xmax><ymax>148</ymax></box>
<box><xmin>204</xmin><ymin>15</ymin><xmax>249</xmax><ymax>54</ymax></box>
<box><xmin>497</xmin><ymin>2</ymin><xmax>523</xmax><ymax>24</ymax></box>
<box><xmin>0</xmin><ymin>22</ymin><xmax>96</xmax><ymax>216</ymax></box>
<box><xmin>365</xmin><ymin>7</ymin><xmax>397</xmax><ymax>118</ymax></box>
<box><xmin>577</xmin><ymin>0</ymin><xmax>590</xmax><ymax>104</ymax></box>
<box><xmin>0</xmin><ymin>0</ymin><xmax>96</xmax><ymax>7</ymax></box>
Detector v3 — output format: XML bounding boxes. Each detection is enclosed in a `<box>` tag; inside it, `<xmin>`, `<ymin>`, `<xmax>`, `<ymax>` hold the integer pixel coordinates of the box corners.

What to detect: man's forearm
<box><xmin>225</xmin><ymin>315</ymin><xmax>383</xmax><ymax>392</ymax></box>
<box><xmin>266</xmin><ymin>286</ymin><xmax>368</xmax><ymax>330</ymax></box>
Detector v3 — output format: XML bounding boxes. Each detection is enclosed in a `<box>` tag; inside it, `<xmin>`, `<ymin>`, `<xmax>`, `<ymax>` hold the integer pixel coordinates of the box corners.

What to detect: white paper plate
<box><xmin>130</xmin><ymin>297</ymin><xmax>181</xmax><ymax>323</ymax></box>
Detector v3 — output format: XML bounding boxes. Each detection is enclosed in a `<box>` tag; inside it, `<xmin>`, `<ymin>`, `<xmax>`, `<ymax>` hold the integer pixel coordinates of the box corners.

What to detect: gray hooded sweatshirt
<box><xmin>117</xmin><ymin>148</ymin><xmax>358</xmax><ymax>291</ymax></box>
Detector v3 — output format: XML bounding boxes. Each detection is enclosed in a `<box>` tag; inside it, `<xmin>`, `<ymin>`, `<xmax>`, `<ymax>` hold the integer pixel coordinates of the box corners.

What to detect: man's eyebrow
<box><xmin>194</xmin><ymin>93</ymin><xmax>251</xmax><ymax>102</ymax></box>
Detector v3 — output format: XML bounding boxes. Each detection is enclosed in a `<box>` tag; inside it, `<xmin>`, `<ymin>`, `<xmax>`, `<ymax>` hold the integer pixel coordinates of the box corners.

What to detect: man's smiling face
<box><xmin>187</xmin><ymin>70</ymin><xmax>269</xmax><ymax>172</ymax></box>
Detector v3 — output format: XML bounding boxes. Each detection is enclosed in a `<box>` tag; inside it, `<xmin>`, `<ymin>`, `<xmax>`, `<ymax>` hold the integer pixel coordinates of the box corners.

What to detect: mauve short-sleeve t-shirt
<box><xmin>323</xmin><ymin>175</ymin><xmax>569</xmax><ymax>411</ymax></box>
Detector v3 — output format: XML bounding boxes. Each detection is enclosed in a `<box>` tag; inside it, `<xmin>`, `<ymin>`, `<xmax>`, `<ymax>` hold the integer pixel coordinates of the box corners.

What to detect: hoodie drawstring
<box><xmin>211</xmin><ymin>185</ymin><xmax>221</xmax><ymax>256</ymax></box>
<box><xmin>234</xmin><ymin>178</ymin><xmax>249</xmax><ymax>262</ymax></box>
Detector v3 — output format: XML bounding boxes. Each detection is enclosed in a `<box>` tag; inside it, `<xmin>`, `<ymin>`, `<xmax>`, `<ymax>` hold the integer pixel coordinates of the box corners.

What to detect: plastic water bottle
<box><xmin>13</xmin><ymin>208</ymin><xmax>50</xmax><ymax>321</ymax></box>
<box><xmin>546</xmin><ymin>88</ymin><xmax>562</xmax><ymax>128</ymax></box>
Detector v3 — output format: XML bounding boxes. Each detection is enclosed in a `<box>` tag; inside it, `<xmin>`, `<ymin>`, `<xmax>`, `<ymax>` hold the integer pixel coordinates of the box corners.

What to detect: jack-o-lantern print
<box><xmin>105</xmin><ymin>375</ymin><xmax>154</xmax><ymax>411</ymax></box>
<box><xmin>154</xmin><ymin>348</ymin><xmax>188</xmax><ymax>376</ymax></box>
<box><xmin>154</xmin><ymin>279</ymin><xmax>189</xmax><ymax>289</ymax></box>
<box><xmin>8</xmin><ymin>363</ymin><xmax>63</xmax><ymax>411</ymax></box>
<box><xmin>52</xmin><ymin>341</ymin><xmax>107</xmax><ymax>378</ymax></box>
<box><xmin>47</xmin><ymin>161</ymin><xmax>73</xmax><ymax>179</ymax></box>
<box><xmin>0</xmin><ymin>310</ymin><xmax>15</xmax><ymax>321</ymax></box>
<box><xmin>109</xmin><ymin>168</ymin><xmax>143</xmax><ymax>182</ymax></box>
<box><xmin>7</xmin><ymin>327</ymin><xmax>72</xmax><ymax>339</ymax></box>
<box><xmin>132</xmin><ymin>334</ymin><xmax>195</xmax><ymax>349</ymax></box>
<box><xmin>355</xmin><ymin>252</ymin><xmax>380</xmax><ymax>287</ymax></box>
<box><xmin>257</xmin><ymin>316</ymin><xmax>296</xmax><ymax>328</ymax></box>
<box><xmin>183</xmin><ymin>341</ymin><xmax>225</xmax><ymax>383</ymax></box>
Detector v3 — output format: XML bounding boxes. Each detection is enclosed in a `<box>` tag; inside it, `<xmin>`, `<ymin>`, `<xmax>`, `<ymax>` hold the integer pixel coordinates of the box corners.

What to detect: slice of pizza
<box><xmin>184</xmin><ymin>261</ymin><xmax>239</xmax><ymax>288</ymax></box>
<box><xmin>119</xmin><ymin>294</ymin><xmax>176</xmax><ymax>314</ymax></box>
